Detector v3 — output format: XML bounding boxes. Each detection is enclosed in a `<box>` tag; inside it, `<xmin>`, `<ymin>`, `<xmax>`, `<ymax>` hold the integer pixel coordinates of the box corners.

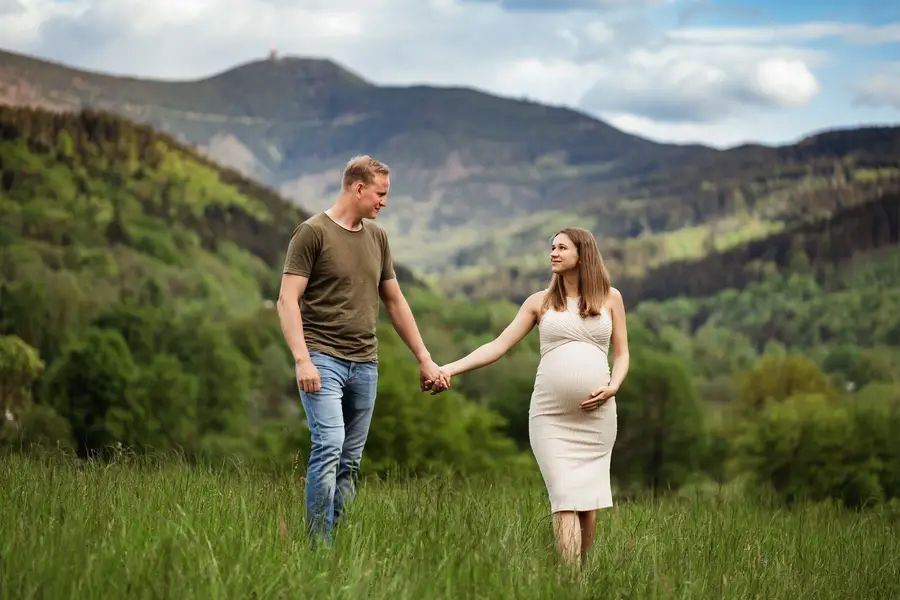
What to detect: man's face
<box><xmin>356</xmin><ymin>174</ymin><xmax>389</xmax><ymax>219</ymax></box>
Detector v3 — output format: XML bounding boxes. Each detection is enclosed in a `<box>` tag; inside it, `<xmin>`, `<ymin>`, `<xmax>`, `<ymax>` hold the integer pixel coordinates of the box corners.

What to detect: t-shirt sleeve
<box><xmin>380</xmin><ymin>229</ymin><xmax>396</xmax><ymax>282</ymax></box>
<box><xmin>283</xmin><ymin>223</ymin><xmax>321</xmax><ymax>277</ymax></box>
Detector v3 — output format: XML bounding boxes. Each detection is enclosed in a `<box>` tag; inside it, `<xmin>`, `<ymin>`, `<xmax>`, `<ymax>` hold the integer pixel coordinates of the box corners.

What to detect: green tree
<box><xmin>848</xmin><ymin>383</ymin><xmax>900</xmax><ymax>500</ymax></box>
<box><xmin>613</xmin><ymin>349</ymin><xmax>710</xmax><ymax>490</ymax></box>
<box><xmin>822</xmin><ymin>344</ymin><xmax>899</xmax><ymax>390</ymax></box>
<box><xmin>737</xmin><ymin>354</ymin><xmax>838</xmax><ymax>416</ymax></box>
<box><xmin>690</xmin><ymin>323</ymin><xmax>758</xmax><ymax>379</ymax></box>
<box><xmin>42</xmin><ymin>328</ymin><xmax>142</xmax><ymax>456</ymax></box>
<box><xmin>9</xmin><ymin>403</ymin><xmax>76</xmax><ymax>452</ymax></box>
<box><xmin>734</xmin><ymin>393</ymin><xmax>883</xmax><ymax>507</ymax></box>
<box><xmin>0</xmin><ymin>334</ymin><xmax>44</xmax><ymax>416</ymax></box>
<box><xmin>163</xmin><ymin>315</ymin><xmax>253</xmax><ymax>436</ymax></box>
<box><xmin>0</xmin><ymin>334</ymin><xmax>45</xmax><ymax>440</ymax></box>
<box><xmin>131</xmin><ymin>353</ymin><xmax>201</xmax><ymax>454</ymax></box>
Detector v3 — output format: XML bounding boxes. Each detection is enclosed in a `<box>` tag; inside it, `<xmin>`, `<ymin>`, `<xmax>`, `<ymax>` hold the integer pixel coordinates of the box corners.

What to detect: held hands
<box><xmin>420</xmin><ymin>359</ymin><xmax>452</xmax><ymax>395</ymax></box>
<box><xmin>425</xmin><ymin>368</ymin><xmax>452</xmax><ymax>395</ymax></box>
<box><xmin>581</xmin><ymin>385</ymin><xmax>617</xmax><ymax>411</ymax></box>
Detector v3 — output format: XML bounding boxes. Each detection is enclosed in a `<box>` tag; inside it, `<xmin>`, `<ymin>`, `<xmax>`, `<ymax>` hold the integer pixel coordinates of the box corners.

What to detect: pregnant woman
<box><xmin>435</xmin><ymin>227</ymin><xmax>630</xmax><ymax>566</ymax></box>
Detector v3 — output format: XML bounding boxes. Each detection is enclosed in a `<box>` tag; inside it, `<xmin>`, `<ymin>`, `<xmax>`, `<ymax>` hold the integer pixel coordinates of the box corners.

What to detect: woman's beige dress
<box><xmin>529</xmin><ymin>296</ymin><xmax>617</xmax><ymax>513</ymax></box>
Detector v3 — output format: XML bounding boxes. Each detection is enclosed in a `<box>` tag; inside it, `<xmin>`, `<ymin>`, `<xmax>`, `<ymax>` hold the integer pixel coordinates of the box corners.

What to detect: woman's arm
<box><xmin>582</xmin><ymin>288</ymin><xmax>630</xmax><ymax>411</ymax></box>
<box><xmin>607</xmin><ymin>287</ymin><xmax>630</xmax><ymax>392</ymax></box>
<box><xmin>442</xmin><ymin>291</ymin><xmax>543</xmax><ymax>377</ymax></box>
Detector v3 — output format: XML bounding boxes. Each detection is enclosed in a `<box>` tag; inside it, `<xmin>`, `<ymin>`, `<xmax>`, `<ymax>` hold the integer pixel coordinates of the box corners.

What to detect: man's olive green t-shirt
<box><xmin>283</xmin><ymin>212</ymin><xmax>395</xmax><ymax>363</ymax></box>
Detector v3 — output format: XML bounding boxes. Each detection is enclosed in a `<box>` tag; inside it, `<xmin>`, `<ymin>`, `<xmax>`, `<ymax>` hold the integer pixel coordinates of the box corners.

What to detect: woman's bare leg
<box><xmin>578</xmin><ymin>510</ymin><xmax>597</xmax><ymax>563</ymax></box>
<box><xmin>552</xmin><ymin>511</ymin><xmax>582</xmax><ymax>566</ymax></box>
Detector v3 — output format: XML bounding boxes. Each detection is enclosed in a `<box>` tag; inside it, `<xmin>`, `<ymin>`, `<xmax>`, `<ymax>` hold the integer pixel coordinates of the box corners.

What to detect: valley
<box><xmin>5</xmin><ymin>47</ymin><xmax>897</xmax><ymax>302</ymax></box>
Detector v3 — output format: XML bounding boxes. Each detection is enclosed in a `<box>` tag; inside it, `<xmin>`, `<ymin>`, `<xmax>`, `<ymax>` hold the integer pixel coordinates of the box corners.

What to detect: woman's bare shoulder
<box><xmin>606</xmin><ymin>287</ymin><xmax>625</xmax><ymax>312</ymax></box>
<box><xmin>523</xmin><ymin>289</ymin><xmax>550</xmax><ymax>312</ymax></box>
<box><xmin>528</xmin><ymin>288</ymin><xmax>550</xmax><ymax>303</ymax></box>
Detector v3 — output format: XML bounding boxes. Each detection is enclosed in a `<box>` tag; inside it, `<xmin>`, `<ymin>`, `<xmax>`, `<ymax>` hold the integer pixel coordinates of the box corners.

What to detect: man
<box><xmin>277</xmin><ymin>154</ymin><xmax>448</xmax><ymax>543</ymax></box>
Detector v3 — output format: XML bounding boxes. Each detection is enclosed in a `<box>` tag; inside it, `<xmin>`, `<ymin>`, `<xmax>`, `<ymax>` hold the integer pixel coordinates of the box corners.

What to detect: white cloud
<box><xmin>754</xmin><ymin>58</ymin><xmax>820</xmax><ymax>108</ymax></box>
<box><xmin>578</xmin><ymin>43</ymin><xmax>822</xmax><ymax>123</ymax></box>
<box><xmin>0</xmin><ymin>0</ymin><xmax>23</xmax><ymax>17</ymax></box>
<box><xmin>668</xmin><ymin>22</ymin><xmax>900</xmax><ymax>45</ymax></box>
<box><xmin>600</xmin><ymin>110</ymin><xmax>822</xmax><ymax>149</ymax></box>
<box><xmin>0</xmin><ymin>0</ymin><xmax>896</xmax><ymax>148</ymax></box>
<box><xmin>0</xmin><ymin>0</ymin><xmax>84</xmax><ymax>47</ymax></box>
<box><xmin>483</xmin><ymin>58</ymin><xmax>602</xmax><ymax>107</ymax></box>
<box><xmin>458</xmin><ymin>0</ymin><xmax>666</xmax><ymax>12</ymax></box>
<box><xmin>854</xmin><ymin>63</ymin><xmax>900</xmax><ymax>110</ymax></box>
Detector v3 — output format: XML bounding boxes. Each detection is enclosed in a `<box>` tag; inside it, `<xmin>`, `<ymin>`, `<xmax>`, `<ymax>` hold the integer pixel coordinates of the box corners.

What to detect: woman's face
<box><xmin>550</xmin><ymin>233</ymin><xmax>578</xmax><ymax>274</ymax></box>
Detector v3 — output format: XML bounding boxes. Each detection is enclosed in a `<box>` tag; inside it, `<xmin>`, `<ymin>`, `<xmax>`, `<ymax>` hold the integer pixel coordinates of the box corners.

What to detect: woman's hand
<box><xmin>581</xmin><ymin>385</ymin><xmax>617</xmax><ymax>411</ymax></box>
<box><xmin>425</xmin><ymin>367</ymin><xmax>452</xmax><ymax>395</ymax></box>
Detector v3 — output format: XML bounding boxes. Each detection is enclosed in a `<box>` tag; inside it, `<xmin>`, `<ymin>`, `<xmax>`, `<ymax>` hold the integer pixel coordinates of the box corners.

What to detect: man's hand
<box><xmin>420</xmin><ymin>358</ymin><xmax>449</xmax><ymax>394</ymax></box>
<box><xmin>581</xmin><ymin>385</ymin><xmax>617</xmax><ymax>411</ymax></box>
<box><xmin>296</xmin><ymin>359</ymin><xmax>321</xmax><ymax>394</ymax></box>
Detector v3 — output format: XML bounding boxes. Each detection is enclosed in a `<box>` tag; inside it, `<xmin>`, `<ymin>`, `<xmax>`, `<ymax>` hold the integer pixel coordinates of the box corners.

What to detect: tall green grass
<box><xmin>2</xmin><ymin>451</ymin><xmax>898</xmax><ymax>599</ymax></box>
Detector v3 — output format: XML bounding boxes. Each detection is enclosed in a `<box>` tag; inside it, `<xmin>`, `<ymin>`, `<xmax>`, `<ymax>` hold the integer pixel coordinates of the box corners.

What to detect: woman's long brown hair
<box><xmin>540</xmin><ymin>227</ymin><xmax>611</xmax><ymax>319</ymax></box>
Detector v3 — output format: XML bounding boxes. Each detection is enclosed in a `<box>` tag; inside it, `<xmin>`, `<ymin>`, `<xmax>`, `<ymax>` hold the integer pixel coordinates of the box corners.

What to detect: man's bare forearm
<box><xmin>277</xmin><ymin>300</ymin><xmax>311</xmax><ymax>363</ymax></box>
<box><xmin>384</xmin><ymin>297</ymin><xmax>431</xmax><ymax>362</ymax></box>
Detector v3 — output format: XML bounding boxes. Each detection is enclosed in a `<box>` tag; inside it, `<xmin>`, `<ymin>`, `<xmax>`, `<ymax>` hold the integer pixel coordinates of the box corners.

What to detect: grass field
<box><xmin>2</xmin><ymin>452</ymin><xmax>899</xmax><ymax>599</ymax></box>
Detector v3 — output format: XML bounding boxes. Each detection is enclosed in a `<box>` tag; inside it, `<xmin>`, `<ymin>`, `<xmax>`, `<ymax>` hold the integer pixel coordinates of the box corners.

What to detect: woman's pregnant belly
<box><xmin>531</xmin><ymin>341</ymin><xmax>611</xmax><ymax>414</ymax></box>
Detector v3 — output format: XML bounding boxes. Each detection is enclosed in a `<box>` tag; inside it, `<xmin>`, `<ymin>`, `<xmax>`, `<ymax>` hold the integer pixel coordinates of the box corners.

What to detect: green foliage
<box><xmin>0</xmin><ymin>104</ymin><xmax>525</xmax><ymax>479</ymax></box>
<box><xmin>848</xmin><ymin>383</ymin><xmax>900</xmax><ymax>499</ymax></box>
<box><xmin>635</xmin><ymin>248</ymin><xmax>900</xmax><ymax>355</ymax></box>
<box><xmin>821</xmin><ymin>345</ymin><xmax>900</xmax><ymax>390</ymax></box>
<box><xmin>0</xmin><ymin>335</ymin><xmax>43</xmax><ymax>410</ymax></box>
<box><xmin>43</xmin><ymin>328</ymin><xmax>144</xmax><ymax>455</ymax></box>
<box><xmin>737</xmin><ymin>354</ymin><xmax>840</xmax><ymax>416</ymax></box>
<box><xmin>613</xmin><ymin>349</ymin><xmax>710</xmax><ymax>491</ymax></box>
<box><xmin>734</xmin><ymin>393</ymin><xmax>884</xmax><ymax>508</ymax></box>
<box><xmin>0</xmin><ymin>334</ymin><xmax>45</xmax><ymax>442</ymax></box>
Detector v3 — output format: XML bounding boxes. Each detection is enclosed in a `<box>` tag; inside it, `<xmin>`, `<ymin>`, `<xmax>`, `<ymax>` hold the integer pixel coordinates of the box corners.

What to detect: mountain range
<box><xmin>1</xmin><ymin>47</ymin><xmax>899</xmax><ymax>302</ymax></box>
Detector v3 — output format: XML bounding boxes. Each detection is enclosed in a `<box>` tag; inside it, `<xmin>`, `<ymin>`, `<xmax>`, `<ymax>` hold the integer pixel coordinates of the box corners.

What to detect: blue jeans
<box><xmin>298</xmin><ymin>350</ymin><xmax>378</xmax><ymax>544</ymax></box>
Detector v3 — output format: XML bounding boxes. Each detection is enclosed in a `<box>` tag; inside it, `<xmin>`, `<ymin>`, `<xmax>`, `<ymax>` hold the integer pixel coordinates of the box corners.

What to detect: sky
<box><xmin>0</xmin><ymin>0</ymin><xmax>898</xmax><ymax>148</ymax></box>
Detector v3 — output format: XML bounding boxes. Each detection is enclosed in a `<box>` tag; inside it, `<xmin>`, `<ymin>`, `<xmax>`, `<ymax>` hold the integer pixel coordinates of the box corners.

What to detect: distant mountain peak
<box><xmin>204</xmin><ymin>54</ymin><xmax>371</xmax><ymax>88</ymax></box>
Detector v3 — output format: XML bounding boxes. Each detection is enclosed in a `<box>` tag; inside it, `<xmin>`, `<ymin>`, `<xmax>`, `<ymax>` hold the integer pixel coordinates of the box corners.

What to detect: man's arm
<box><xmin>379</xmin><ymin>278</ymin><xmax>431</xmax><ymax>362</ymax></box>
<box><xmin>277</xmin><ymin>273</ymin><xmax>322</xmax><ymax>393</ymax></box>
<box><xmin>277</xmin><ymin>223</ymin><xmax>322</xmax><ymax>393</ymax></box>
<box><xmin>378</xmin><ymin>278</ymin><xmax>444</xmax><ymax>390</ymax></box>
<box><xmin>277</xmin><ymin>273</ymin><xmax>311</xmax><ymax>363</ymax></box>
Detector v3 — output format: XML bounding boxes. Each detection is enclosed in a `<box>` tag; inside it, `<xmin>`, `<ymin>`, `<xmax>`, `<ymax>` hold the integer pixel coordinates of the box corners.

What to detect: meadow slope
<box><xmin>2</xmin><ymin>452</ymin><xmax>899</xmax><ymax>600</ymax></box>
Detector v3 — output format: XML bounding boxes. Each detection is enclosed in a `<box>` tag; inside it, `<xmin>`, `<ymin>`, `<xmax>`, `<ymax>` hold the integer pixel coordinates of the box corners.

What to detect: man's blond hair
<box><xmin>342</xmin><ymin>155</ymin><xmax>390</xmax><ymax>190</ymax></box>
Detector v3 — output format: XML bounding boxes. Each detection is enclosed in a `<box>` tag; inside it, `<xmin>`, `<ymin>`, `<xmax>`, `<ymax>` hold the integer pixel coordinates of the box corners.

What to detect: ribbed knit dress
<box><xmin>528</xmin><ymin>296</ymin><xmax>618</xmax><ymax>513</ymax></box>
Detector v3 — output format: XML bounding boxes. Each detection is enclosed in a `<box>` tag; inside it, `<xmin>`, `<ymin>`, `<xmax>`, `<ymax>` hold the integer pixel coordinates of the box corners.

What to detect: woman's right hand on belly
<box><xmin>581</xmin><ymin>385</ymin><xmax>615</xmax><ymax>411</ymax></box>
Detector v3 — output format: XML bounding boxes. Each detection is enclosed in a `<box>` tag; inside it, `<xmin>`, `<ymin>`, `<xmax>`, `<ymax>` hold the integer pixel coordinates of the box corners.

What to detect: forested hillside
<box><xmin>446</xmin><ymin>148</ymin><xmax>900</xmax><ymax>301</ymax></box>
<box><xmin>0</xmin><ymin>106</ymin><xmax>514</xmax><ymax>474</ymax></box>
<box><xmin>481</xmin><ymin>186</ymin><xmax>900</xmax><ymax>305</ymax></box>
<box><xmin>1</xmin><ymin>105</ymin><xmax>898</xmax><ymax>509</ymax></box>
<box><xmin>5</xmin><ymin>47</ymin><xmax>898</xmax><ymax>301</ymax></box>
